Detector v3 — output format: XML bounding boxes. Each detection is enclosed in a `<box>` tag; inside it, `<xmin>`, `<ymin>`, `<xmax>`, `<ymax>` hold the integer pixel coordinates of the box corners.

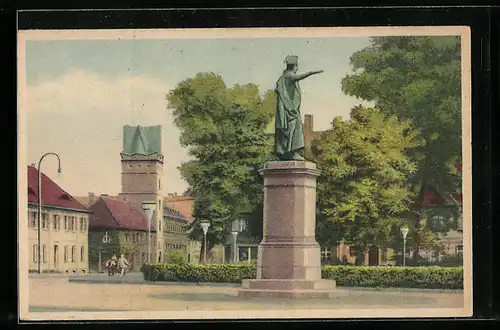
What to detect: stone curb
<box><xmin>340</xmin><ymin>286</ymin><xmax>464</xmax><ymax>293</ymax></box>
<box><xmin>67</xmin><ymin>278</ymin><xmax>463</xmax><ymax>292</ymax></box>
<box><xmin>68</xmin><ymin>278</ymin><xmax>241</xmax><ymax>287</ymax></box>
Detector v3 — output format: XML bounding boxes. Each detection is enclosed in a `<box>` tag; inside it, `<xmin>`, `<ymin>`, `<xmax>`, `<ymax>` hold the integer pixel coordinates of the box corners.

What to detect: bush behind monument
<box><xmin>141</xmin><ymin>264</ymin><xmax>463</xmax><ymax>289</ymax></box>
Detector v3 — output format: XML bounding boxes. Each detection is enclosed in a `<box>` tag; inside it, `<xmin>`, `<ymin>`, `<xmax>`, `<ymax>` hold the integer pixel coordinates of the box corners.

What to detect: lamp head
<box><xmin>400</xmin><ymin>227</ymin><xmax>409</xmax><ymax>239</ymax></box>
<box><xmin>231</xmin><ymin>231</ymin><xmax>238</xmax><ymax>238</ymax></box>
<box><xmin>200</xmin><ymin>222</ymin><xmax>210</xmax><ymax>234</ymax></box>
<box><xmin>142</xmin><ymin>201</ymin><xmax>156</xmax><ymax>220</ymax></box>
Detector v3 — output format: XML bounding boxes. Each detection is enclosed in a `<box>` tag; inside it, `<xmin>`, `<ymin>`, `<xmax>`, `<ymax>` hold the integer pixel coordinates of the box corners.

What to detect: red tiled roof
<box><xmin>27</xmin><ymin>166</ymin><xmax>89</xmax><ymax>212</ymax></box>
<box><xmin>89</xmin><ymin>196</ymin><xmax>157</xmax><ymax>232</ymax></box>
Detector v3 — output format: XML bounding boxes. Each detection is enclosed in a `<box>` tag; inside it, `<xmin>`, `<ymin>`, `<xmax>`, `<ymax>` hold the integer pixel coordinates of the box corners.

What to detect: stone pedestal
<box><xmin>238</xmin><ymin>161</ymin><xmax>341</xmax><ymax>299</ymax></box>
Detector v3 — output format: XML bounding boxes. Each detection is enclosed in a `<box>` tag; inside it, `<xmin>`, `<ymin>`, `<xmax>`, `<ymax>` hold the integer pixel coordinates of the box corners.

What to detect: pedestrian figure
<box><xmin>117</xmin><ymin>254</ymin><xmax>130</xmax><ymax>277</ymax></box>
<box><xmin>105</xmin><ymin>255</ymin><xmax>117</xmax><ymax>276</ymax></box>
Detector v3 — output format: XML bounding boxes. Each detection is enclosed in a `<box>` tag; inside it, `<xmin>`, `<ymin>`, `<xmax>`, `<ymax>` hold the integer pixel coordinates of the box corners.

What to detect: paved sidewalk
<box><xmin>28</xmin><ymin>277</ymin><xmax>464</xmax><ymax>313</ymax></box>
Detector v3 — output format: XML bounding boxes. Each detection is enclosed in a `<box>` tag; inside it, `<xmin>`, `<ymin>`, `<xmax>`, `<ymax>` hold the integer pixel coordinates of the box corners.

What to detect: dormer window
<box><xmin>61</xmin><ymin>193</ymin><xmax>71</xmax><ymax>201</ymax></box>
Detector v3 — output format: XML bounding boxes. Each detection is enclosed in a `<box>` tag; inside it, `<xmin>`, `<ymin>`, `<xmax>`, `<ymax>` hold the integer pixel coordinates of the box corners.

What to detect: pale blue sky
<box><xmin>25</xmin><ymin>37</ymin><xmax>372</xmax><ymax>196</ymax></box>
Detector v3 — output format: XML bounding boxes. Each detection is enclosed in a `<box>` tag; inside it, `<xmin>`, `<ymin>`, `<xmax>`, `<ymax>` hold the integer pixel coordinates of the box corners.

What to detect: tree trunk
<box><xmin>412</xmin><ymin>172</ymin><xmax>427</xmax><ymax>265</ymax></box>
<box><xmin>353</xmin><ymin>245</ymin><xmax>366</xmax><ymax>266</ymax></box>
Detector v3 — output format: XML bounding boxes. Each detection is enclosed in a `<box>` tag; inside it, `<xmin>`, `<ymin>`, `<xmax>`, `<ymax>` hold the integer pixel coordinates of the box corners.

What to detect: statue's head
<box><xmin>285</xmin><ymin>55</ymin><xmax>298</xmax><ymax>73</ymax></box>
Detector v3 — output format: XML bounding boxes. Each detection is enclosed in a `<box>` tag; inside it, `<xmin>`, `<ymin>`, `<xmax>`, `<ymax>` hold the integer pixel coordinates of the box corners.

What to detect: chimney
<box><xmin>88</xmin><ymin>192</ymin><xmax>96</xmax><ymax>206</ymax></box>
<box><xmin>304</xmin><ymin>114</ymin><xmax>314</xmax><ymax>150</ymax></box>
<box><xmin>304</xmin><ymin>114</ymin><xmax>313</xmax><ymax>133</ymax></box>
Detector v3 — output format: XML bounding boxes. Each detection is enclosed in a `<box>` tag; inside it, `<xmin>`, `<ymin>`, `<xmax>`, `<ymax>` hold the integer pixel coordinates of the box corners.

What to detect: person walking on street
<box><xmin>105</xmin><ymin>255</ymin><xmax>117</xmax><ymax>276</ymax></box>
<box><xmin>117</xmin><ymin>254</ymin><xmax>130</xmax><ymax>277</ymax></box>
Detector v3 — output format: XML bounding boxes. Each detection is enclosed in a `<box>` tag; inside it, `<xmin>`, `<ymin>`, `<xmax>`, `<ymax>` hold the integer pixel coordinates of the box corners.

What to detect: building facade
<box><xmin>88</xmin><ymin>195</ymin><xmax>158</xmax><ymax>272</ymax></box>
<box><xmin>164</xmin><ymin>194</ymin><xmax>225</xmax><ymax>264</ymax></box>
<box><xmin>163</xmin><ymin>206</ymin><xmax>190</xmax><ymax>258</ymax></box>
<box><xmin>27</xmin><ymin>166</ymin><xmax>90</xmax><ymax>274</ymax></box>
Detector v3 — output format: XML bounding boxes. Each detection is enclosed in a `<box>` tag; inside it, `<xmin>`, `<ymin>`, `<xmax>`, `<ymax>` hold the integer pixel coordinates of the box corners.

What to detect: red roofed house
<box><xmin>419</xmin><ymin>163</ymin><xmax>464</xmax><ymax>262</ymax></box>
<box><xmin>87</xmin><ymin>195</ymin><xmax>158</xmax><ymax>272</ymax></box>
<box><xmin>27</xmin><ymin>166</ymin><xmax>90</xmax><ymax>274</ymax></box>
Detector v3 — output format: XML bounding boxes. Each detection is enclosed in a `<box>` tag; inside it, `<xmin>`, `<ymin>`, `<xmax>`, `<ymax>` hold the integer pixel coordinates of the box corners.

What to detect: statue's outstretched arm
<box><xmin>291</xmin><ymin>70</ymin><xmax>324</xmax><ymax>82</ymax></box>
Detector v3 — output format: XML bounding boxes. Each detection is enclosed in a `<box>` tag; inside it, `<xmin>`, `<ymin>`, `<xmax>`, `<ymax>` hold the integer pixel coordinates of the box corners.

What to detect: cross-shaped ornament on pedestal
<box><xmin>321</xmin><ymin>247</ymin><xmax>331</xmax><ymax>260</ymax></box>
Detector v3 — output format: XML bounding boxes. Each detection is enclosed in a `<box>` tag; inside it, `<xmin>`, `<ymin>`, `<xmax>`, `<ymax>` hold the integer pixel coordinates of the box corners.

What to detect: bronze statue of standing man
<box><xmin>274</xmin><ymin>55</ymin><xmax>324</xmax><ymax>161</ymax></box>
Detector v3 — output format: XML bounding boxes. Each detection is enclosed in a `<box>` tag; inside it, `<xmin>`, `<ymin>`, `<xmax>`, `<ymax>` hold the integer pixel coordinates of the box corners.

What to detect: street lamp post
<box><xmin>201</xmin><ymin>222</ymin><xmax>210</xmax><ymax>264</ymax></box>
<box><xmin>98</xmin><ymin>231</ymin><xmax>111</xmax><ymax>273</ymax></box>
<box><xmin>400</xmin><ymin>227</ymin><xmax>409</xmax><ymax>267</ymax></box>
<box><xmin>37</xmin><ymin>152</ymin><xmax>62</xmax><ymax>274</ymax></box>
<box><xmin>231</xmin><ymin>231</ymin><xmax>239</xmax><ymax>264</ymax></box>
<box><xmin>142</xmin><ymin>201</ymin><xmax>156</xmax><ymax>264</ymax></box>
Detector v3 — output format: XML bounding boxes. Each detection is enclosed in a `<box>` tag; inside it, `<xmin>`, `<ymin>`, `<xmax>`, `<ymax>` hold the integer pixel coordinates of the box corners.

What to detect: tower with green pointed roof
<box><xmin>120</xmin><ymin>125</ymin><xmax>165</xmax><ymax>264</ymax></box>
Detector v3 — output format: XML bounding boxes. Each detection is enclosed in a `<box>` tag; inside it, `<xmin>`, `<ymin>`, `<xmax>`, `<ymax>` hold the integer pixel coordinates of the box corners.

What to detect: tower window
<box><xmin>159</xmin><ymin>180</ymin><xmax>161</xmax><ymax>190</ymax></box>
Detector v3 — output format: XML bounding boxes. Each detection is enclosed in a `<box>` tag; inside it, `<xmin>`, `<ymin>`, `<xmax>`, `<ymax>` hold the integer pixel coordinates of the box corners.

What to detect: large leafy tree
<box><xmin>167</xmin><ymin>73</ymin><xmax>274</xmax><ymax>261</ymax></box>
<box><xmin>311</xmin><ymin>106</ymin><xmax>421</xmax><ymax>265</ymax></box>
<box><xmin>341</xmin><ymin>36</ymin><xmax>462</xmax><ymax>261</ymax></box>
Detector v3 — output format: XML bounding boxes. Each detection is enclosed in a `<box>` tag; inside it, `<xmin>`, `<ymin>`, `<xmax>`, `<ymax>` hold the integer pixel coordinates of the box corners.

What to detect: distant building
<box><xmin>27</xmin><ymin>166</ymin><xmax>90</xmax><ymax>274</ymax></box>
<box><xmin>303</xmin><ymin>114</ymin><xmax>322</xmax><ymax>153</ymax></box>
<box><xmin>420</xmin><ymin>180</ymin><xmax>463</xmax><ymax>262</ymax></box>
<box><xmin>163</xmin><ymin>205</ymin><xmax>190</xmax><ymax>258</ymax></box>
<box><xmin>224</xmin><ymin>217</ymin><xmax>260</xmax><ymax>264</ymax></box>
<box><xmin>87</xmin><ymin>195</ymin><xmax>157</xmax><ymax>271</ymax></box>
<box><xmin>164</xmin><ymin>194</ymin><xmax>225</xmax><ymax>264</ymax></box>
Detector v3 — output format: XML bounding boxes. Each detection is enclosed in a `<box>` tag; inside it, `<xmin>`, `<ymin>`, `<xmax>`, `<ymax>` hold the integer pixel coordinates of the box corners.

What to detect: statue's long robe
<box><xmin>274</xmin><ymin>72</ymin><xmax>305</xmax><ymax>156</ymax></box>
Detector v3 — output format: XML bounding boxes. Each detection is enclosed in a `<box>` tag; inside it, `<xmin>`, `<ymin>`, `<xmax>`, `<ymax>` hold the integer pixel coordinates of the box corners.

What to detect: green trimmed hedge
<box><xmin>141</xmin><ymin>264</ymin><xmax>463</xmax><ymax>289</ymax></box>
<box><xmin>322</xmin><ymin>265</ymin><xmax>463</xmax><ymax>289</ymax></box>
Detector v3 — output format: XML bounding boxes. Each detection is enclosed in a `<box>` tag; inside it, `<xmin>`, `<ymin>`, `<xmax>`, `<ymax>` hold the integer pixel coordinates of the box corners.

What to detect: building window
<box><xmin>239</xmin><ymin>219</ymin><xmax>247</xmax><ymax>232</ymax></box>
<box><xmin>64</xmin><ymin>216</ymin><xmax>69</xmax><ymax>231</ymax></box>
<box><xmin>42</xmin><ymin>244</ymin><xmax>47</xmax><ymax>263</ymax></box>
<box><xmin>159</xmin><ymin>180</ymin><xmax>161</xmax><ymax>190</ymax></box>
<box><xmin>31</xmin><ymin>212</ymin><xmax>37</xmax><ymax>229</ymax></box>
<box><xmin>81</xmin><ymin>245</ymin><xmax>85</xmax><ymax>262</ymax></box>
<box><xmin>64</xmin><ymin>246</ymin><xmax>68</xmax><ymax>263</ymax></box>
<box><xmin>79</xmin><ymin>218</ymin><xmax>84</xmax><ymax>231</ymax></box>
<box><xmin>71</xmin><ymin>217</ymin><xmax>77</xmax><ymax>231</ymax></box>
<box><xmin>41</xmin><ymin>213</ymin><xmax>49</xmax><ymax>230</ymax></box>
<box><xmin>71</xmin><ymin>245</ymin><xmax>76</xmax><ymax>262</ymax></box>
<box><xmin>53</xmin><ymin>215</ymin><xmax>60</xmax><ymax>230</ymax></box>
<box><xmin>432</xmin><ymin>215</ymin><xmax>446</xmax><ymax>229</ymax></box>
<box><xmin>455</xmin><ymin>245</ymin><xmax>463</xmax><ymax>256</ymax></box>
<box><xmin>141</xmin><ymin>252</ymin><xmax>145</xmax><ymax>264</ymax></box>
<box><xmin>32</xmin><ymin>245</ymin><xmax>38</xmax><ymax>263</ymax></box>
